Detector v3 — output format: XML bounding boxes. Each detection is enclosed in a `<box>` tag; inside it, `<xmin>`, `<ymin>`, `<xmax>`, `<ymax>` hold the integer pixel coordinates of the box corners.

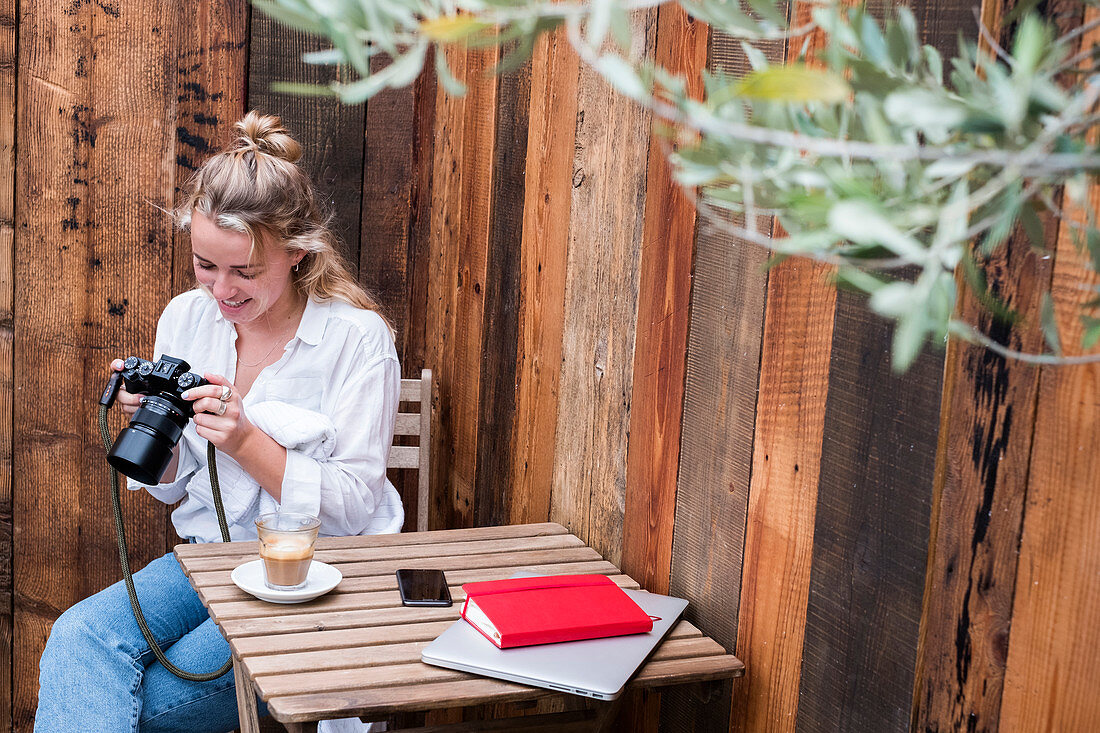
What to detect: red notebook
<box><xmin>460</xmin><ymin>574</ymin><xmax>654</xmax><ymax>649</ymax></box>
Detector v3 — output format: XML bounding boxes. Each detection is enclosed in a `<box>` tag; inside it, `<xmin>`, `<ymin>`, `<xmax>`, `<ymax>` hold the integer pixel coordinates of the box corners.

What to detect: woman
<box><xmin>35</xmin><ymin>112</ymin><xmax>403</xmax><ymax>732</ymax></box>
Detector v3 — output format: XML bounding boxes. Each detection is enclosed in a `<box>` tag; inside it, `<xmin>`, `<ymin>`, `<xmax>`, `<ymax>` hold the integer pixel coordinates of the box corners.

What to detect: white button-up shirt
<box><xmin>126</xmin><ymin>288</ymin><xmax>404</xmax><ymax>542</ymax></box>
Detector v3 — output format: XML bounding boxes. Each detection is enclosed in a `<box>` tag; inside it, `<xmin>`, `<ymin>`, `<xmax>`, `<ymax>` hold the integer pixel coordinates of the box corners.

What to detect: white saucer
<box><xmin>231</xmin><ymin>560</ymin><xmax>342</xmax><ymax>604</ymax></box>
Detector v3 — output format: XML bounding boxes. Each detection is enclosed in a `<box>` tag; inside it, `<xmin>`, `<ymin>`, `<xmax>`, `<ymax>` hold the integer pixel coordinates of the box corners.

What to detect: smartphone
<box><xmin>396</xmin><ymin>568</ymin><xmax>453</xmax><ymax>607</ymax></box>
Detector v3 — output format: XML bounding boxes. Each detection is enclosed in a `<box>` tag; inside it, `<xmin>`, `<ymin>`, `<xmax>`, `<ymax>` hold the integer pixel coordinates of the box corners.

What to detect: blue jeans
<box><xmin>34</xmin><ymin>551</ymin><xmax>255</xmax><ymax>732</ymax></box>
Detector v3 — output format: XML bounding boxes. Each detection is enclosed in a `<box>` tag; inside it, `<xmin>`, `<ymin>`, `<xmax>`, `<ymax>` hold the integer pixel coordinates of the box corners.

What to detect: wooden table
<box><xmin>174</xmin><ymin>522</ymin><xmax>744</xmax><ymax>732</ymax></box>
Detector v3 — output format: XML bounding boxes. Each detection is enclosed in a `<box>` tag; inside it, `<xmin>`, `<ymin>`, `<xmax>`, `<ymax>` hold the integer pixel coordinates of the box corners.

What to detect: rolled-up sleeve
<box><xmin>278</xmin><ymin>353</ymin><xmax>400</xmax><ymax>535</ymax></box>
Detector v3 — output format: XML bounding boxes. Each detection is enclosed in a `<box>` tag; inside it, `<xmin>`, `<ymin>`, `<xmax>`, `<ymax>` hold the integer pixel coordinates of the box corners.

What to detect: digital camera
<box><xmin>105</xmin><ymin>356</ymin><xmax>207</xmax><ymax>484</ymax></box>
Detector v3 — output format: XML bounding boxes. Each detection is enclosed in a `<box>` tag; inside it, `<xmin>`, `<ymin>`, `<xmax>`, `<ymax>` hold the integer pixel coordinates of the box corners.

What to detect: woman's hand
<box><xmin>184</xmin><ymin>373</ymin><xmax>258</xmax><ymax>458</ymax></box>
<box><xmin>109</xmin><ymin>359</ymin><xmax>143</xmax><ymax>416</ymax></box>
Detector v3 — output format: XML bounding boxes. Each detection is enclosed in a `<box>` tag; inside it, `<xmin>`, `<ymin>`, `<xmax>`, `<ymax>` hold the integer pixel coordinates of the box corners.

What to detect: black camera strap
<box><xmin>98</xmin><ymin>403</ymin><xmax>234</xmax><ymax>682</ymax></box>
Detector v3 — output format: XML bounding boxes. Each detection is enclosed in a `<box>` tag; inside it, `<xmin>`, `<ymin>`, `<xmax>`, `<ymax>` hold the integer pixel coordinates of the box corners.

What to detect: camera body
<box><xmin>106</xmin><ymin>356</ymin><xmax>208</xmax><ymax>485</ymax></box>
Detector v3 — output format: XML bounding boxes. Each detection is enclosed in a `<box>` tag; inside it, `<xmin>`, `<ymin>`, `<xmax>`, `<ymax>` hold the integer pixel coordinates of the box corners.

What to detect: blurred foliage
<box><xmin>255</xmin><ymin>0</ymin><xmax>1100</xmax><ymax>370</ymax></box>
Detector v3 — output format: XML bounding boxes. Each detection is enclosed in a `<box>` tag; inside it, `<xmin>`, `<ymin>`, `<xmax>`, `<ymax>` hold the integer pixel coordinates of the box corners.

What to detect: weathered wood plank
<box><xmin>729</xmin><ymin>256</ymin><xmax>836</xmax><ymax>733</ymax></box>
<box><xmin>549</xmin><ymin>9</ymin><xmax>656</xmax><ymax>567</ymax></box>
<box><xmin>474</xmin><ymin>49</ymin><xmax>531</xmax><ymax>527</ymax></box>
<box><xmin>508</xmin><ymin>27</ymin><xmax>577</xmax><ymax>526</ymax></box>
<box><xmin>14</xmin><ymin>2</ymin><xmax>180</xmax><ymax>726</ymax></box>
<box><xmin>192</xmin><ymin>553</ymin><xmax>611</xmax><ymax>591</ymax></box>
<box><xmin>665</xmin><ymin>28</ymin><xmax>783</xmax><ymax>733</ymax></box>
<box><xmin>796</xmin><ymin>287</ymin><xmax>943</xmax><ymax>733</ymax></box>
<box><xmin>999</xmin><ymin>22</ymin><xmax>1100</xmax><ymax>722</ymax></box>
<box><xmin>360</xmin><ymin>57</ymin><xmax>418</xmax><ymax>337</ymax></box>
<box><xmin>621</xmin><ymin>2</ymin><xmax>708</xmax><ymax>596</ymax></box>
<box><xmin>179</xmin><ymin>533</ymin><xmax>586</xmax><ymax>573</ymax></box>
<box><xmin>0</xmin><ymin>0</ymin><xmax>14</xmax><ymax>727</ymax></box>
<box><xmin>426</xmin><ymin>43</ymin><xmax>497</xmax><ymax>529</ymax></box>
<box><xmin>911</xmin><ymin>205</ymin><xmax>1053</xmax><ymax>730</ymax></box>
<box><xmin>169</xmin><ymin>1</ymin><xmax>249</xmax><ymax>553</ymax></box>
<box><xmin>266</xmin><ymin>654</ymin><xmax>742</xmax><ymax>722</ymax></box>
<box><xmin>247</xmin><ymin>12</ymin><xmax>365</xmax><ymax>267</ymax></box>
<box><xmin>199</xmin><ymin>559</ymin><xmax>620</xmax><ymax>602</ymax></box>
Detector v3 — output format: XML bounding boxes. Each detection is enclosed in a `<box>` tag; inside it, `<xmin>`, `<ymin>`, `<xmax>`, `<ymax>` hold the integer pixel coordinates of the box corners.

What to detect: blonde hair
<box><xmin>176</xmin><ymin>111</ymin><xmax>389</xmax><ymax>326</ymax></box>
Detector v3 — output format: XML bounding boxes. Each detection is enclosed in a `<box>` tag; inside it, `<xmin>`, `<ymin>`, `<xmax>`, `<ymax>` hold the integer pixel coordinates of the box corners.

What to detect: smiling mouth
<box><xmin>222</xmin><ymin>299</ymin><xmax>250</xmax><ymax>308</ymax></box>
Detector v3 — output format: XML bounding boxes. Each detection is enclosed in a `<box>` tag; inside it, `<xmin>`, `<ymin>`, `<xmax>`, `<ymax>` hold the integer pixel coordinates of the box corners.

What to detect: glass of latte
<box><xmin>255</xmin><ymin>512</ymin><xmax>321</xmax><ymax>590</ymax></box>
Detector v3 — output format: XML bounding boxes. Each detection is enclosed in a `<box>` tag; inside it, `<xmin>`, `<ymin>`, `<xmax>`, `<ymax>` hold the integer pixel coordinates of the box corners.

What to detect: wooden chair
<box><xmin>389</xmin><ymin>369</ymin><xmax>432</xmax><ymax>532</ymax></box>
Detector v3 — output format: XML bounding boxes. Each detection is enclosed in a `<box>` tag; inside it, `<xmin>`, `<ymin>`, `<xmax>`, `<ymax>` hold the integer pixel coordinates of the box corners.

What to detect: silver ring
<box><xmin>219</xmin><ymin>385</ymin><xmax>232</xmax><ymax>402</ymax></box>
<box><xmin>216</xmin><ymin>401</ymin><xmax>227</xmax><ymax>417</ymax></box>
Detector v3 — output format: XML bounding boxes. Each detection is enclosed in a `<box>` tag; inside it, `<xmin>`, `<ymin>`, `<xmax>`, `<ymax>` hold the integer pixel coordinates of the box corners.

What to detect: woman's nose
<box><xmin>210</xmin><ymin>274</ymin><xmax>236</xmax><ymax>299</ymax></box>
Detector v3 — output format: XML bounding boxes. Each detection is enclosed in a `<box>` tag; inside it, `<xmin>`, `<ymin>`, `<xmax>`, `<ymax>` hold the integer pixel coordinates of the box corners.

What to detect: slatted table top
<box><xmin>174</xmin><ymin>522</ymin><xmax>744</xmax><ymax>726</ymax></box>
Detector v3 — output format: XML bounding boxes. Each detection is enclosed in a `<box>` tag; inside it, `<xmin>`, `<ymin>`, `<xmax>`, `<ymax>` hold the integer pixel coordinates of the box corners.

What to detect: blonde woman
<box><xmin>35</xmin><ymin>112</ymin><xmax>403</xmax><ymax>732</ymax></box>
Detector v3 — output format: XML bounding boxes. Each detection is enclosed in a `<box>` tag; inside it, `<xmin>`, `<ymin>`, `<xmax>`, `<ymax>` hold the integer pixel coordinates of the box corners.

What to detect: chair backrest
<box><xmin>389</xmin><ymin>368</ymin><xmax>431</xmax><ymax>532</ymax></box>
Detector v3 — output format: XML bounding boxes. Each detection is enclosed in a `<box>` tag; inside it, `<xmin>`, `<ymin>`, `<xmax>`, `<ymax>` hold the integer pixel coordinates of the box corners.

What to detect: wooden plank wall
<box><xmin>6</xmin><ymin>0</ymin><xmax>1100</xmax><ymax>731</ymax></box>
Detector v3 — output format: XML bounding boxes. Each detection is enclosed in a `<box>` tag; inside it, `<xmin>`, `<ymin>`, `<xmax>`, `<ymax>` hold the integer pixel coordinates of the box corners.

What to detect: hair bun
<box><xmin>233</xmin><ymin>110</ymin><xmax>302</xmax><ymax>163</ymax></box>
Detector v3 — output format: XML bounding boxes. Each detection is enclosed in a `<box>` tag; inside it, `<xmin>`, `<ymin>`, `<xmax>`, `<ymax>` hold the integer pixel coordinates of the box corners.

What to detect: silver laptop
<box><xmin>421</xmin><ymin>588</ymin><xmax>689</xmax><ymax>700</ymax></box>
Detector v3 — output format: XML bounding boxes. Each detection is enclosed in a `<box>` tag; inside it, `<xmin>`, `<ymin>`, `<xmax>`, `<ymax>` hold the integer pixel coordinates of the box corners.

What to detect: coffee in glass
<box><xmin>255</xmin><ymin>512</ymin><xmax>321</xmax><ymax>590</ymax></box>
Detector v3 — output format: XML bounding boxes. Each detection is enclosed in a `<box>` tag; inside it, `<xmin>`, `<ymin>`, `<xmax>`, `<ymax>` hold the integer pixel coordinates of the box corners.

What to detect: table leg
<box><xmin>233</xmin><ymin>656</ymin><xmax>262</xmax><ymax>733</ymax></box>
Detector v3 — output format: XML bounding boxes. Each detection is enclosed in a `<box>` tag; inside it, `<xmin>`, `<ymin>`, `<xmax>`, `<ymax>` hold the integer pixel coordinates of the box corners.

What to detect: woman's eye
<box><xmin>237</xmin><ymin>271</ymin><xmax>258</xmax><ymax>280</ymax></box>
<box><xmin>196</xmin><ymin>262</ymin><xmax>214</xmax><ymax>271</ymax></box>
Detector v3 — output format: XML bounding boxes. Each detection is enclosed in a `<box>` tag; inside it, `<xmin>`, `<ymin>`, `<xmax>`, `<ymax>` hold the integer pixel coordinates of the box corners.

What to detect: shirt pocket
<box><xmin>265</xmin><ymin>376</ymin><xmax>324</xmax><ymax>411</ymax></box>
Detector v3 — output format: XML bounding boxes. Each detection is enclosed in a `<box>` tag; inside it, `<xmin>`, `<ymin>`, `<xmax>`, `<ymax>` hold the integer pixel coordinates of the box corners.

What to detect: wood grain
<box><xmin>665</xmin><ymin>28</ymin><xmax>783</xmax><ymax>733</ymax></box>
<box><xmin>247</xmin><ymin>13</ymin><xmax>365</xmax><ymax>267</ymax></box>
<box><xmin>426</xmin><ymin>43</ymin><xmax>497</xmax><ymax>529</ymax></box>
<box><xmin>796</xmin><ymin>286</ymin><xmax>943</xmax><ymax>733</ymax></box>
<box><xmin>911</xmin><ymin>220</ymin><xmax>1052</xmax><ymax>729</ymax></box>
<box><xmin>14</xmin><ymin>2</ymin><xmax>180</xmax><ymax>726</ymax></box>
<box><xmin>999</xmin><ymin>22</ymin><xmax>1100</xmax><ymax>721</ymax></box>
<box><xmin>508</xmin><ymin>27</ymin><xmax>577</xmax><ymax>526</ymax></box>
<box><xmin>360</xmin><ymin>57</ymin><xmax>418</xmax><ymax>338</ymax></box>
<box><xmin>0</xmin><ymin>0</ymin><xmax>13</xmax><ymax>727</ymax></box>
<box><xmin>728</xmin><ymin>257</ymin><xmax>836</xmax><ymax>733</ymax></box>
<box><xmin>474</xmin><ymin>50</ymin><xmax>532</xmax><ymax>527</ymax></box>
<box><xmin>171</xmin><ymin>0</ymin><xmax>249</xmax><ymax>559</ymax></box>
<box><xmin>621</xmin><ymin>2</ymin><xmax>708</xmax><ymax>596</ymax></box>
<box><xmin>549</xmin><ymin>9</ymin><xmax>656</xmax><ymax>567</ymax></box>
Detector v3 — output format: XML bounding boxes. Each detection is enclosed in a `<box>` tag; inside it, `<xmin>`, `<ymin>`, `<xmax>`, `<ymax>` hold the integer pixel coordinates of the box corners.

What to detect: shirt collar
<box><xmin>208</xmin><ymin>289</ymin><xmax>328</xmax><ymax>345</ymax></box>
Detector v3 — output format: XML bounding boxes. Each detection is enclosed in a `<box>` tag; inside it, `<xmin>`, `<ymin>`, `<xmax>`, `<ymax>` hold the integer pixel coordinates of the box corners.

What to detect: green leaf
<box><xmin>1040</xmin><ymin>291</ymin><xmax>1063</xmax><ymax>355</ymax></box>
<box><xmin>1011</xmin><ymin>14</ymin><xmax>1049</xmax><ymax>74</ymax></box>
<box><xmin>870</xmin><ymin>280</ymin><xmax>915</xmax><ymax>316</ymax></box>
<box><xmin>892</xmin><ymin>309</ymin><xmax>927</xmax><ymax>371</ymax></box>
<box><xmin>746</xmin><ymin>0</ymin><xmax>787</xmax><ymax>28</ymax></box>
<box><xmin>740</xmin><ymin>41</ymin><xmax>769</xmax><ymax>71</ymax></box>
<box><xmin>829</xmin><ymin>200</ymin><xmax>927</xmax><ymax>262</ymax></box>
<box><xmin>420</xmin><ymin>15</ymin><xmax>494</xmax><ymax>42</ymax></box>
<box><xmin>252</xmin><ymin>0</ymin><xmax>326</xmax><ymax>33</ymax></box>
<box><xmin>609</xmin><ymin>3</ymin><xmax>632</xmax><ymax>52</ymax></box>
<box><xmin>1003</xmin><ymin>0</ymin><xmax>1042</xmax><ymax>25</ymax></box>
<box><xmin>595</xmin><ymin>55</ymin><xmax>649</xmax><ymax>100</ymax></box>
<box><xmin>736</xmin><ymin>65</ymin><xmax>850</xmax><ymax>103</ymax></box>
<box><xmin>1081</xmin><ymin>315</ymin><xmax>1100</xmax><ymax>350</ymax></box>
<box><xmin>301</xmin><ymin>47</ymin><xmax>345</xmax><ymax>65</ymax></box>
<box><xmin>269</xmin><ymin>80</ymin><xmax>338</xmax><ymax>97</ymax></box>
<box><xmin>1086</xmin><ymin>226</ymin><xmax>1100</xmax><ymax>273</ymax></box>
<box><xmin>1019</xmin><ymin>203</ymin><xmax>1046</xmax><ymax>251</ymax></box>
<box><xmin>859</xmin><ymin>12</ymin><xmax>889</xmax><ymax>67</ymax></box>
<box><xmin>434</xmin><ymin>49</ymin><xmax>467</xmax><ymax>96</ymax></box>
<box><xmin>923</xmin><ymin>45</ymin><xmax>943</xmax><ymax>83</ymax></box>
<box><xmin>587</xmin><ymin>0</ymin><xmax>613</xmax><ymax>48</ymax></box>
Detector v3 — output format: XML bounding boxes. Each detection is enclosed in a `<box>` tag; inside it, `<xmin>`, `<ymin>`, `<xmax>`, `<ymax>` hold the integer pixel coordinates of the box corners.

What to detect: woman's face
<box><xmin>190</xmin><ymin>210</ymin><xmax>301</xmax><ymax>324</ymax></box>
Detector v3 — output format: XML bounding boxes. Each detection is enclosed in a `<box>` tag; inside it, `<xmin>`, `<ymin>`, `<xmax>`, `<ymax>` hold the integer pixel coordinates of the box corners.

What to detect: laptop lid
<box><xmin>421</xmin><ymin>588</ymin><xmax>689</xmax><ymax>701</ymax></box>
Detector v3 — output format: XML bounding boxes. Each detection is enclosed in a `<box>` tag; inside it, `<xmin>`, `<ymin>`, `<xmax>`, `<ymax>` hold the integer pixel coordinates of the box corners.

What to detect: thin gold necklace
<box><xmin>236</xmin><ymin>321</ymin><xmax>298</xmax><ymax>368</ymax></box>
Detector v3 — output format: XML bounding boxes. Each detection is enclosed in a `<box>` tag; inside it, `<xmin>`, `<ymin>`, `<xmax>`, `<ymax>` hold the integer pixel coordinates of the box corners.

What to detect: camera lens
<box><xmin>107</xmin><ymin>396</ymin><xmax>189</xmax><ymax>485</ymax></box>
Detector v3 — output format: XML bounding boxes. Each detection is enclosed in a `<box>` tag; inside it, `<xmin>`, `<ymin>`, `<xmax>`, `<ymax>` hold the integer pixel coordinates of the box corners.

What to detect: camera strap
<box><xmin>98</xmin><ymin>403</ymin><xmax>234</xmax><ymax>682</ymax></box>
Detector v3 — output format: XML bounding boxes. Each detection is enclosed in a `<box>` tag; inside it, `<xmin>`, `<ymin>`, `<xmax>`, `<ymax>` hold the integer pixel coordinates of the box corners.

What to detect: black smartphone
<box><xmin>396</xmin><ymin>568</ymin><xmax>452</xmax><ymax>607</ymax></box>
